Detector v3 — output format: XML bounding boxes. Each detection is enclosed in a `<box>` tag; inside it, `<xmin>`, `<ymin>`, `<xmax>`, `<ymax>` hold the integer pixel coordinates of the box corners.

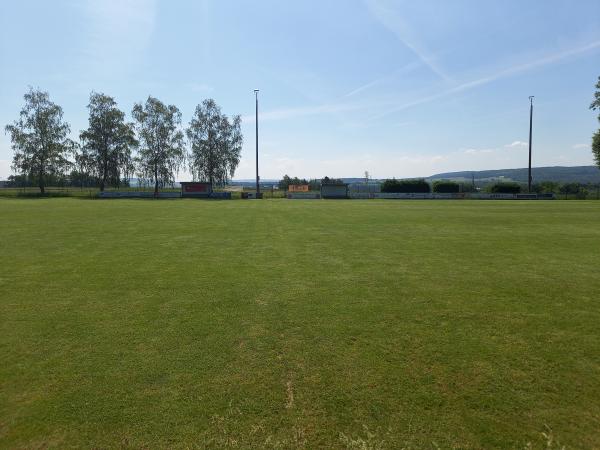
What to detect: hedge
<box><xmin>381</xmin><ymin>179</ymin><xmax>431</xmax><ymax>193</ymax></box>
<box><xmin>488</xmin><ymin>182</ymin><xmax>521</xmax><ymax>194</ymax></box>
<box><xmin>432</xmin><ymin>181</ymin><xmax>460</xmax><ymax>193</ymax></box>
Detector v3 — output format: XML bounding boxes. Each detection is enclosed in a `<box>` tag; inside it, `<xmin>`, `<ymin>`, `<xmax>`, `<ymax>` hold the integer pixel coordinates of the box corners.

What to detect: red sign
<box><xmin>183</xmin><ymin>183</ymin><xmax>210</xmax><ymax>193</ymax></box>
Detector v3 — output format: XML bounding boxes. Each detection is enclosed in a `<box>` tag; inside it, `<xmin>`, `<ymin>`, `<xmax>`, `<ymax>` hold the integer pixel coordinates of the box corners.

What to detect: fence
<box><xmin>287</xmin><ymin>192</ymin><xmax>321</xmax><ymax>199</ymax></box>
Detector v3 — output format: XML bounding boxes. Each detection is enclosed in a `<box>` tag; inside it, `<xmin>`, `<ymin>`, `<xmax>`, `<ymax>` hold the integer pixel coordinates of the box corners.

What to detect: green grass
<box><xmin>1</xmin><ymin>198</ymin><xmax>599</xmax><ymax>449</ymax></box>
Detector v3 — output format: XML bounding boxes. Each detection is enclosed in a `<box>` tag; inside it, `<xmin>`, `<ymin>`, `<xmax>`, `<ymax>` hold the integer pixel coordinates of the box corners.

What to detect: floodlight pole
<box><xmin>254</xmin><ymin>89</ymin><xmax>260</xmax><ymax>196</ymax></box>
<box><xmin>528</xmin><ymin>96</ymin><xmax>534</xmax><ymax>193</ymax></box>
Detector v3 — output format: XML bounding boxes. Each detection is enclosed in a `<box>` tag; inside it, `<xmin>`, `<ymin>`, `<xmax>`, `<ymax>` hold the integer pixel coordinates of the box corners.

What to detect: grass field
<box><xmin>1</xmin><ymin>198</ymin><xmax>599</xmax><ymax>449</ymax></box>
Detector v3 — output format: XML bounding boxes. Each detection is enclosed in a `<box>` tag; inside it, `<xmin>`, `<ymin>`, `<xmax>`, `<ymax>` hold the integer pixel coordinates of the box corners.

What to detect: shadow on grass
<box><xmin>0</xmin><ymin>193</ymin><xmax>239</xmax><ymax>201</ymax></box>
<box><xmin>0</xmin><ymin>192</ymin><xmax>97</xmax><ymax>200</ymax></box>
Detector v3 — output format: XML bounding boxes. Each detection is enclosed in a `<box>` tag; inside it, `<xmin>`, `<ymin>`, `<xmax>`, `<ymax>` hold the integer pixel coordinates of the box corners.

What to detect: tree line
<box><xmin>278</xmin><ymin>175</ymin><xmax>344</xmax><ymax>191</ymax></box>
<box><xmin>5</xmin><ymin>88</ymin><xmax>242</xmax><ymax>194</ymax></box>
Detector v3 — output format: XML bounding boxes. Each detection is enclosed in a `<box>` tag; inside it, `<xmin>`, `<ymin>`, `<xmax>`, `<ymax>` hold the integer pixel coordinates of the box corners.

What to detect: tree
<box><xmin>308</xmin><ymin>178</ymin><xmax>321</xmax><ymax>191</ymax></box>
<box><xmin>187</xmin><ymin>99</ymin><xmax>242</xmax><ymax>186</ymax></box>
<box><xmin>560</xmin><ymin>182</ymin><xmax>583</xmax><ymax>200</ymax></box>
<box><xmin>278</xmin><ymin>175</ymin><xmax>292</xmax><ymax>190</ymax></box>
<box><xmin>591</xmin><ymin>76</ymin><xmax>600</xmax><ymax>169</ymax></box>
<box><xmin>488</xmin><ymin>182</ymin><xmax>521</xmax><ymax>194</ymax></box>
<box><xmin>5</xmin><ymin>88</ymin><xmax>73</xmax><ymax>194</ymax></box>
<box><xmin>80</xmin><ymin>92</ymin><xmax>137</xmax><ymax>191</ymax></box>
<box><xmin>278</xmin><ymin>175</ymin><xmax>310</xmax><ymax>190</ymax></box>
<box><xmin>321</xmin><ymin>176</ymin><xmax>344</xmax><ymax>185</ymax></box>
<box><xmin>132</xmin><ymin>96</ymin><xmax>186</xmax><ymax>196</ymax></box>
<box><xmin>532</xmin><ymin>181</ymin><xmax>560</xmax><ymax>194</ymax></box>
<box><xmin>71</xmin><ymin>145</ymin><xmax>97</xmax><ymax>188</ymax></box>
<box><xmin>432</xmin><ymin>180</ymin><xmax>460</xmax><ymax>193</ymax></box>
<box><xmin>593</xmin><ymin>131</ymin><xmax>600</xmax><ymax>168</ymax></box>
<box><xmin>381</xmin><ymin>178</ymin><xmax>430</xmax><ymax>193</ymax></box>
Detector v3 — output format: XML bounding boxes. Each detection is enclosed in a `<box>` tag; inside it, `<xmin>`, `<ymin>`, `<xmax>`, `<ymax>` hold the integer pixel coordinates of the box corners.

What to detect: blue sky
<box><xmin>1</xmin><ymin>0</ymin><xmax>599</xmax><ymax>180</ymax></box>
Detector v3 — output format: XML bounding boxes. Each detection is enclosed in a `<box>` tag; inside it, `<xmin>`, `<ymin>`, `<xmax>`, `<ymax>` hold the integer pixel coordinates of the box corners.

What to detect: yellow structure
<box><xmin>288</xmin><ymin>184</ymin><xmax>309</xmax><ymax>192</ymax></box>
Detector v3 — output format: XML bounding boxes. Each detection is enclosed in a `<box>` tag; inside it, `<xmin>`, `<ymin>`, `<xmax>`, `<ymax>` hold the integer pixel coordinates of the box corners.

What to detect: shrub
<box><xmin>381</xmin><ymin>178</ymin><xmax>431</xmax><ymax>193</ymax></box>
<box><xmin>432</xmin><ymin>180</ymin><xmax>460</xmax><ymax>193</ymax></box>
<box><xmin>532</xmin><ymin>181</ymin><xmax>560</xmax><ymax>194</ymax></box>
<box><xmin>559</xmin><ymin>182</ymin><xmax>586</xmax><ymax>199</ymax></box>
<box><xmin>488</xmin><ymin>182</ymin><xmax>521</xmax><ymax>194</ymax></box>
<box><xmin>321</xmin><ymin>176</ymin><xmax>344</xmax><ymax>185</ymax></box>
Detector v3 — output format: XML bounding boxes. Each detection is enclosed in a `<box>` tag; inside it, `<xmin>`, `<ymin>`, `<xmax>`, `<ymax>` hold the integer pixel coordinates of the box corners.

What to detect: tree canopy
<box><xmin>187</xmin><ymin>99</ymin><xmax>242</xmax><ymax>185</ymax></box>
<box><xmin>381</xmin><ymin>179</ymin><xmax>430</xmax><ymax>193</ymax></box>
<box><xmin>432</xmin><ymin>180</ymin><xmax>460</xmax><ymax>193</ymax></box>
<box><xmin>5</xmin><ymin>88</ymin><xmax>74</xmax><ymax>193</ymax></box>
<box><xmin>80</xmin><ymin>92</ymin><xmax>137</xmax><ymax>191</ymax></box>
<box><xmin>321</xmin><ymin>176</ymin><xmax>344</xmax><ymax>185</ymax></box>
<box><xmin>590</xmin><ymin>76</ymin><xmax>600</xmax><ymax>169</ymax></box>
<box><xmin>132</xmin><ymin>97</ymin><xmax>186</xmax><ymax>195</ymax></box>
<box><xmin>278</xmin><ymin>175</ymin><xmax>308</xmax><ymax>190</ymax></box>
<box><xmin>487</xmin><ymin>182</ymin><xmax>521</xmax><ymax>194</ymax></box>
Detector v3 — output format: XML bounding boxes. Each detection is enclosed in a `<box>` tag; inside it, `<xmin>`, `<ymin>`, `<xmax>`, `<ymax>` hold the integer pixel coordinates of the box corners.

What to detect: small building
<box><xmin>321</xmin><ymin>183</ymin><xmax>348</xmax><ymax>199</ymax></box>
<box><xmin>288</xmin><ymin>184</ymin><xmax>309</xmax><ymax>192</ymax></box>
<box><xmin>181</xmin><ymin>182</ymin><xmax>212</xmax><ymax>198</ymax></box>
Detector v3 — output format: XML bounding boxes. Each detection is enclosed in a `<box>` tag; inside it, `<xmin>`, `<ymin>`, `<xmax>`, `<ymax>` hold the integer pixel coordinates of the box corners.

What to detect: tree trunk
<box><xmin>154</xmin><ymin>165</ymin><xmax>159</xmax><ymax>197</ymax></box>
<box><xmin>100</xmin><ymin>161</ymin><xmax>108</xmax><ymax>192</ymax></box>
<box><xmin>39</xmin><ymin>169</ymin><xmax>45</xmax><ymax>194</ymax></box>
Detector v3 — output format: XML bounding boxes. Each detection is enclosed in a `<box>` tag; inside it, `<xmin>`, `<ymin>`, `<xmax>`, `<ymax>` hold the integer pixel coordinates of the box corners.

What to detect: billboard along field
<box><xmin>1</xmin><ymin>198</ymin><xmax>599</xmax><ymax>448</ymax></box>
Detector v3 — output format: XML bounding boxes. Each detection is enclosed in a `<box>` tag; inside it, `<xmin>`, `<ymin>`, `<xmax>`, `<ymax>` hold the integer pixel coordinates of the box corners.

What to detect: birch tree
<box><xmin>5</xmin><ymin>88</ymin><xmax>73</xmax><ymax>193</ymax></box>
<box><xmin>187</xmin><ymin>99</ymin><xmax>242</xmax><ymax>185</ymax></box>
<box><xmin>132</xmin><ymin>97</ymin><xmax>185</xmax><ymax>195</ymax></box>
<box><xmin>80</xmin><ymin>92</ymin><xmax>137</xmax><ymax>191</ymax></box>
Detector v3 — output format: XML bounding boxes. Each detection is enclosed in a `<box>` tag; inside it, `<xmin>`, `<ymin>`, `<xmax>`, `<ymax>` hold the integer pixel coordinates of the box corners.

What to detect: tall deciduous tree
<box><xmin>132</xmin><ymin>97</ymin><xmax>185</xmax><ymax>195</ymax></box>
<box><xmin>590</xmin><ymin>76</ymin><xmax>600</xmax><ymax>169</ymax></box>
<box><xmin>80</xmin><ymin>92</ymin><xmax>137</xmax><ymax>191</ymax></box>
<box><xmin>186</xmin><ymin>99</ymin><xmax>242</xmax><ymax>186</ymax></box>
<box><xmin>5</xmin><ymin>88</ymin><xmax>73</xmax><ymax>193</ymax></box>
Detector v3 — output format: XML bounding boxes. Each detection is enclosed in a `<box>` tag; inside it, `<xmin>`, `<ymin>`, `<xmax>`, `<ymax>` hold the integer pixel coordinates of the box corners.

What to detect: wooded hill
<box><xmin>427</xmin><ymin>166</ymin><xmax>600</xmax><ymax>184</ymax></box>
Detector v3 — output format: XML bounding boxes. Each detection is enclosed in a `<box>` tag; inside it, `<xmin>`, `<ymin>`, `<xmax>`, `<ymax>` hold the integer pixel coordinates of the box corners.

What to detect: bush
<box><xmin>532</xmin><ymin>181</ymin><xmax>560</xmax><ymax>194</ymax></box>
<box><xmin>559</xmin><ymin>182</ymin><xmax>586</xmax><ymax>199</ymax></box>
<box><xmin>381</xmin><ymin>178</ymin><xmax>430</xmax><ymax>193</ymax></box>
<box><xmin>488</xmin><ymin>182</ymin><xmax>521</xmax><ymax>194</ymax></box>
<box><xmin>321</xmin><ymin>176</ymin><xmax>344</xmax><ymax>185</ymax></box>
<box><xmin>432</xmin><ymin>180</ymin><xmax>460</xmax><ymax>193</ymax></box>
<box><xmin>278</xmin><ymin>175</ymin><xmax>308</xmax><ymax>190</ymax></box>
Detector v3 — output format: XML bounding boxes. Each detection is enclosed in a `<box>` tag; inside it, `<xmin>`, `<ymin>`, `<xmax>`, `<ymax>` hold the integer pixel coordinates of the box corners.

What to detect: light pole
<box><xmin>528</xmin><ymin>96</ymin><xmax>534</xmax><ymax>193</ymax></box>
<box><xmin>254</xmin><ymin>89</ymin><xmax>260</xmax><ymax>197</ymax></box>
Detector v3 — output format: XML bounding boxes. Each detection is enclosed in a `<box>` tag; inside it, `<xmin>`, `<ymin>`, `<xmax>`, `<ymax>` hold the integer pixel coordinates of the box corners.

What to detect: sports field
<box><xmin>1</xmin><ymin>198</ymin><xmax>599</xmax><ymax>448</ymax></box>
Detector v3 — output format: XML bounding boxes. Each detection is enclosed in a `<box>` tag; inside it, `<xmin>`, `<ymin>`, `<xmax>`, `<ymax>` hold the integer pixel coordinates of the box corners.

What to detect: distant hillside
<box><xmin>428</xmin><ymin>166</ymin><xmax>600</xmax><ymax>184</ymax></box>
<box><xmin>166</xmin><ymin>166</ymin><xmax>600</xmax><ymax>187</ymax></box>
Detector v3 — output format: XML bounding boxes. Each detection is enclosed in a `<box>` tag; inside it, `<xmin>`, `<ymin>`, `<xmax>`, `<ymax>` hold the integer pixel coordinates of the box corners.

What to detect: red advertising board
<box><xmin>183</xmin><ymin>183</ymin><xmax>210</xmax><ymax>193</ymax></box>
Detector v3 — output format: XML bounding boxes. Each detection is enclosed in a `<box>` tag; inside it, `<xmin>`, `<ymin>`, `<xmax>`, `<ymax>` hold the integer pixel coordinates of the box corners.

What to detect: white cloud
<box><xmin>186</xmin><ymin>83</ymin><xmax>214</xmax><ymax>94</ymax></box>
<box><xmin>505</xmin><ymin>141</ymin><xmax>528</xmax><ymax>148</ymax></box>
<box><xmin>572</xmin><ymin>143</ymin><xmax>590</xmax><ymax>150</ymax></box>
<box><xmin>80</xmin><ymin>0</ymin><xmax>158</xmax><ymax>76</ymax></box>
<box><xmin>343</xmin><ymin>61</ymin><xmax>422</xmax><ymax>98</ymax></box>
<box><xmin>240</xmin><ymin>153</ymin><xmax>450</xmax><ymax>180</ymax></box>
<box><xmin>364</xmin><ymin>0</ymin><xmax>451</xmax><ymax>82</ymax></box>
<box><xmin>371</xmin><ymin>39</ymin><xmax>600</xmax><ymax>120</ymax></box>
<box><xmin>243</xmin><ymin>39</ymin><xmax>600</xmax><ymax>126</ymax></box>
<box><xmin>0</xmin><ymin>135</ymin><xmax>13</xmax><ymax>179</ymax></box>
<box><xmin>241</xmin><ymin>102</ymin><xmax>362</xmax><ymax>123</ymax></box>
<box><xmin>464</xmin><ymin>148</ymin><xmax>494</xmax><ymax>154</ymax></box>
<box><xmin>0</xmin><ymin>160</ymin><xmax>12</xmax><ymax>180</ymax></box>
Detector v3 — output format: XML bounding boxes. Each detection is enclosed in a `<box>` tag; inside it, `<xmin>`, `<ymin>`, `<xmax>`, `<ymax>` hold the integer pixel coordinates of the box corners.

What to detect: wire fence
<box><xmin>1</xmin><ymin>185</ymin><xmax>599</xmax><ymax>200</ymax></box>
